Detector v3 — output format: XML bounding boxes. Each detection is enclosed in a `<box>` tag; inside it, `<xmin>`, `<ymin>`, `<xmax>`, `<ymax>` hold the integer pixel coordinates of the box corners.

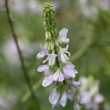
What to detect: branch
<box><xmin>5</xmin><ymin>0</ymin><xmax>41</xmax><ymax>109</ymax></box>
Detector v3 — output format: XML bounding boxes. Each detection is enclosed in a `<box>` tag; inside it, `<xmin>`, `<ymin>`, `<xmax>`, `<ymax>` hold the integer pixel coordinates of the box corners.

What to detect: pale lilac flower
<box><xmin>49</xmin><ymin>89</ymin><xmax>60</xmax><ymax>105</ymax></box>
<box><xmin>78</xmin><ymin>76</ymin><xmax>104</xmax><ymax>110</ymax></box>
<box><xmin>42</xmin><ymin>75</ymin><xmax>53</xmax><ymax>87</ymax></box>
<box><xmin>72</xmin><ymin>81</ymin><xmax>80</xmax><ymax>89</ymax></box>
<box><xmin>81</xmin><ymin>93</ymin><xmax>104</xmax><ymax>110</ymax></box>
<box><xmin>37</xmin><ymin>65</ymin><xmax>50</xmax><ymax>76</ymax></box>
<box><xmin>67</xmin><ymin>80</ymin><xmax>80</xmax><ymax>89</ymax></box>
<box><xmin>59</xmin><ymin>45</ymin><xmax>70</xmax><ymax>63</ymax></box>
<box><xmin>37</xmin><ymin>51</ymin><xmax>45</xmax><ymax>59</ymax></box>
<box><xmin>60</xmin><ymin>92</ymin><xmax>68</xmax><ymax>107</ymax></box>
<box><xmin>37</xmin><ymin>44</ymin><xmax>48</xmax><ymax>59</ymax></box>
<box><xmin>63</xmin><ymin>62</ymin><xmax>78</xmax><ymax>79</ymax></box>
<box><xmin>53</xmin><ymin>70</ymin><xmax>64</xmax><ymax>82</ymax></box>
<box><xmin>37</xmin><ymin>5</ymin><xmax>80</xmax><ymax>109</ymax></box>
<box><xmin>79</xmin><ymin>92</ymin><xmax>103</xmax><ymax>110</ymax></box>
<box><xmin>43</xmin><ymin>53</ymin><xmax>57</xmax><ymax>66</ymax></box>
<box><xmin>37</xmin><ymin>45</ymin><xmax>57</xmax><ymax>66</ymax></box>
<box><xmin>67</xmin><ymin>89</ymin><xmax>74</xmax><ymax>101</ymax></box>
<box><xmin>79</xmin><ymin>91</ymin><xmax>92</xmax><ymax>104</ymax></box>
<box><xmin>86</xmin><ymin>103</ymin><xmax>98</xmax><ymax>110</ymax></box>
<box><xmin>37</xmin><ymin>65</ymin><xmax>49</xmax><ymax>72</ymax></box>
<box><xmin>94</xmin><ymin>93</ymin><xmax>104</xmax><ymax>104</ymax></box>
<box><xmin>59</xmin><ymin>28</ymin><xmax>69</xmax><ymax>43</ymax></box>
<box><xmin>65</xmin><ymin>62</ymin><xmax>75</xmax><ymax>68</ymax></box>
<box><xmin>50</xmin><ymin>89</ymin><xmax>74</xmax><ymax>108</ymax></box>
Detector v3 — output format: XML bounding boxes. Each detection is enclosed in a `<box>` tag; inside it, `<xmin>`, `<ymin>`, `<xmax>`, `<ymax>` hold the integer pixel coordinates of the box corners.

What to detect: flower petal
<box><xmin>59</xmin><ymin>28</ymin><xmax>68</xmax><ymax>38</ymax></box>
<box><xmin>36</xmin><ymin>45</ymin><xmax>48</xmax><ymax>59</ymax></box>
<box><xmin>42</xmin><ymin>75</ymin><xmax>53</xmax><ymax>87</ymax></box>
<box><xmin>48</xmin><ymin>53</ymin><xmax>57</xmax><ymax>66</ymax></box>
<box><xmin>64</xmin><ymin>73</ymin><xmax>70</xmax><ymax>79</ymax></box>
<box><xmin>36</xmin><ymin>52</ymin><xmax>45</xmax><ymax>59</ymax></box>
<box><xmin>37</xmin><ymin>65</ymin><xmax>49</xmax><ymax>72</ymax></box>
<box><xmin>60</xmin><ymin>92</ymin><xmax>68</xmax><ymax>107</ymax></box>
<box><xmin>66</xmin><ymin>62</ymin><xmax>75</xmax><ymax>69</ymax></box>
<box><xmin>60</xmin><ymin>53</ymin><xmax>67</xmax><ymax>63</ymax></box>
<box><xmin>40</xmin><ymin>44</ymin><xmax>48</xmax><ymax>54</ymax></box>
<box><xmin>72</xmin><ymin>81</ymin><xmax>80</xmax><ymax>89</ymax></box>
<box><xmin>53</xmin><ymin>70</ymin><xmax>64</xmax><ymax>82</ymax></box>
<box><xmin>63</xmin><ymin>67</ymin><xmax>77</xmax><ymax>78</ymax></box>
<box><xmin>53</xmin><ymin>71</ymin><xmax>59</xmax><ymax>81</ymax></box>
<box><xmin>58</xmin><ymin>72</ymin><xmax>64</xmax><ymax>82</ymax></box>
<box><xmin>67</xmin><ymin>89</ymin><xmax>74</xmax><ymax>101</ymax></box>
<box><xmin>59</xmin><ymin>28</ymin><xmax>69</xmax><ymax>43</ymax></box>
<box><xmin>43</xmin><ymin>53</ymin><xmax>57</xmax><ymax>66</ymax></box>
<box><xmin>49</xmin><ymin>89</ymin><xmax>60</xmax><ymax>105</ymax></box>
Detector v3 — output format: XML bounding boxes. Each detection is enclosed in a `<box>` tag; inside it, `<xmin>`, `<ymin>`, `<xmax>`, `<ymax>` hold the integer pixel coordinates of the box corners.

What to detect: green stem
<box><xmin>5</xmin><ymin>0</ymin><xmax>41</xmax><ymax>109</ymax></box>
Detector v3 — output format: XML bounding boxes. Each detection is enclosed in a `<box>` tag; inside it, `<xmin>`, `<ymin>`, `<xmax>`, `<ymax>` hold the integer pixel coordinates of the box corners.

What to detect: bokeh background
<box><xmin>0</xmin><ymin>0</ymin><xmax>110</xmax><ymax>110</ymax></box>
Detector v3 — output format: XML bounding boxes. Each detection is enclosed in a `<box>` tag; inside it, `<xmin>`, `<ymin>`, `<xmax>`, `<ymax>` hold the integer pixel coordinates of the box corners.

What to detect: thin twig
<box><xmin>5</xmin><ymin>0</ymin><xmax>41</xmax><ymax>109</ymax></box>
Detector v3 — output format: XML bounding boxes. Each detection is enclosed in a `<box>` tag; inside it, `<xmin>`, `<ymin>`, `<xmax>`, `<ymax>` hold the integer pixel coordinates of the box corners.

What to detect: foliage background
<box><xmin>0</xmin><ymin>0</ymin><xmax>110</xmax><ymax>110</ymax></box>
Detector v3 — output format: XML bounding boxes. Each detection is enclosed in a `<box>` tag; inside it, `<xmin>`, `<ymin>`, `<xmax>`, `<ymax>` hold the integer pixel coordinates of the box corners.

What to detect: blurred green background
<box><xmin>0</xmin><ymin>0</ymin><xmax>110</xmax><ymax>110</ymax></box>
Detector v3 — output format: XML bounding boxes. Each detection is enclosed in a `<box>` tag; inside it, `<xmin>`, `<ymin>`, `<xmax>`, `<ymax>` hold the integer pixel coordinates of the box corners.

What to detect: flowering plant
<box><xmin>37</xmin><ymin>3</ymin><xmax>80</xmax><ymax>109</ymax></box>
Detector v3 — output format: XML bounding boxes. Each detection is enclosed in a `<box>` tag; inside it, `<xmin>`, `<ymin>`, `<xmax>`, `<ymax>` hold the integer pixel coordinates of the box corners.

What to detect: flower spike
<box><xmin>36</xmin><ymin>2</ymin><xmax>80</xmax><ymax>109</ymax></box>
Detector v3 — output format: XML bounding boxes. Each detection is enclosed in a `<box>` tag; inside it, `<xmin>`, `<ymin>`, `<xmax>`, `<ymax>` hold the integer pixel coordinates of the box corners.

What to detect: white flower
<box><xmin>63</xmin><ymin>62</ymin><xmax>78</xmax><ymax>79</ymax></box>
<box><xmin>36</xmin><ymin>44</ymin><xmax>48</xmax><ymax>59</ymax></box>
<box><xmin>53</xmin><ymin>69</ymin><xmax>64</xmax><ymax>82</ymax></box>
<box><xmin>49</xmin><ymin>89</ymin><xmax>60</xmax><ymax>105</ymax></box>
<box><xmin>59</xmin><ymin>45</ymin><xmax>70</xmax><ymax>63</ymax></box>
<box><xmin>59</xmin><ymin>28</ymin><xmax>69</xmax><ymax>43</ymax></box>
<box><xmin>42</xmin><ymin>75</ymin><xmax>53</xmax><ymax>87</ymax></box>
<box><xmin>43</xmin><ymin>53</ymin><xmax>57</xmax><ymax>66</ymax></box>
<box><xmin>60</xmin><ymin>92</ymin><xmax>68</xmax><ymax>107</ymax></box>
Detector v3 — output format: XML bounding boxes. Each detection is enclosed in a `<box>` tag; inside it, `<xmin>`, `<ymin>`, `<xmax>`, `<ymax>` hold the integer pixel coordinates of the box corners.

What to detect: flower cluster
<box><xmin>37</xmin><ymin>3</ymin><xmax>80</xmax><ymax>109</ymax></box>
<box><xmin>79</xmin><ymin>77</ymin><xmax>104</xmax><ymax>110</ymax></box>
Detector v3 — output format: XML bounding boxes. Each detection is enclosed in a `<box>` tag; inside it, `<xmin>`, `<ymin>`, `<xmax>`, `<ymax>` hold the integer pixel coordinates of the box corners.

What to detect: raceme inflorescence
<box><xmin>37</xmin><ymin>3</ymin><xmax>80</xmax><ymax>109</ymax></box>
